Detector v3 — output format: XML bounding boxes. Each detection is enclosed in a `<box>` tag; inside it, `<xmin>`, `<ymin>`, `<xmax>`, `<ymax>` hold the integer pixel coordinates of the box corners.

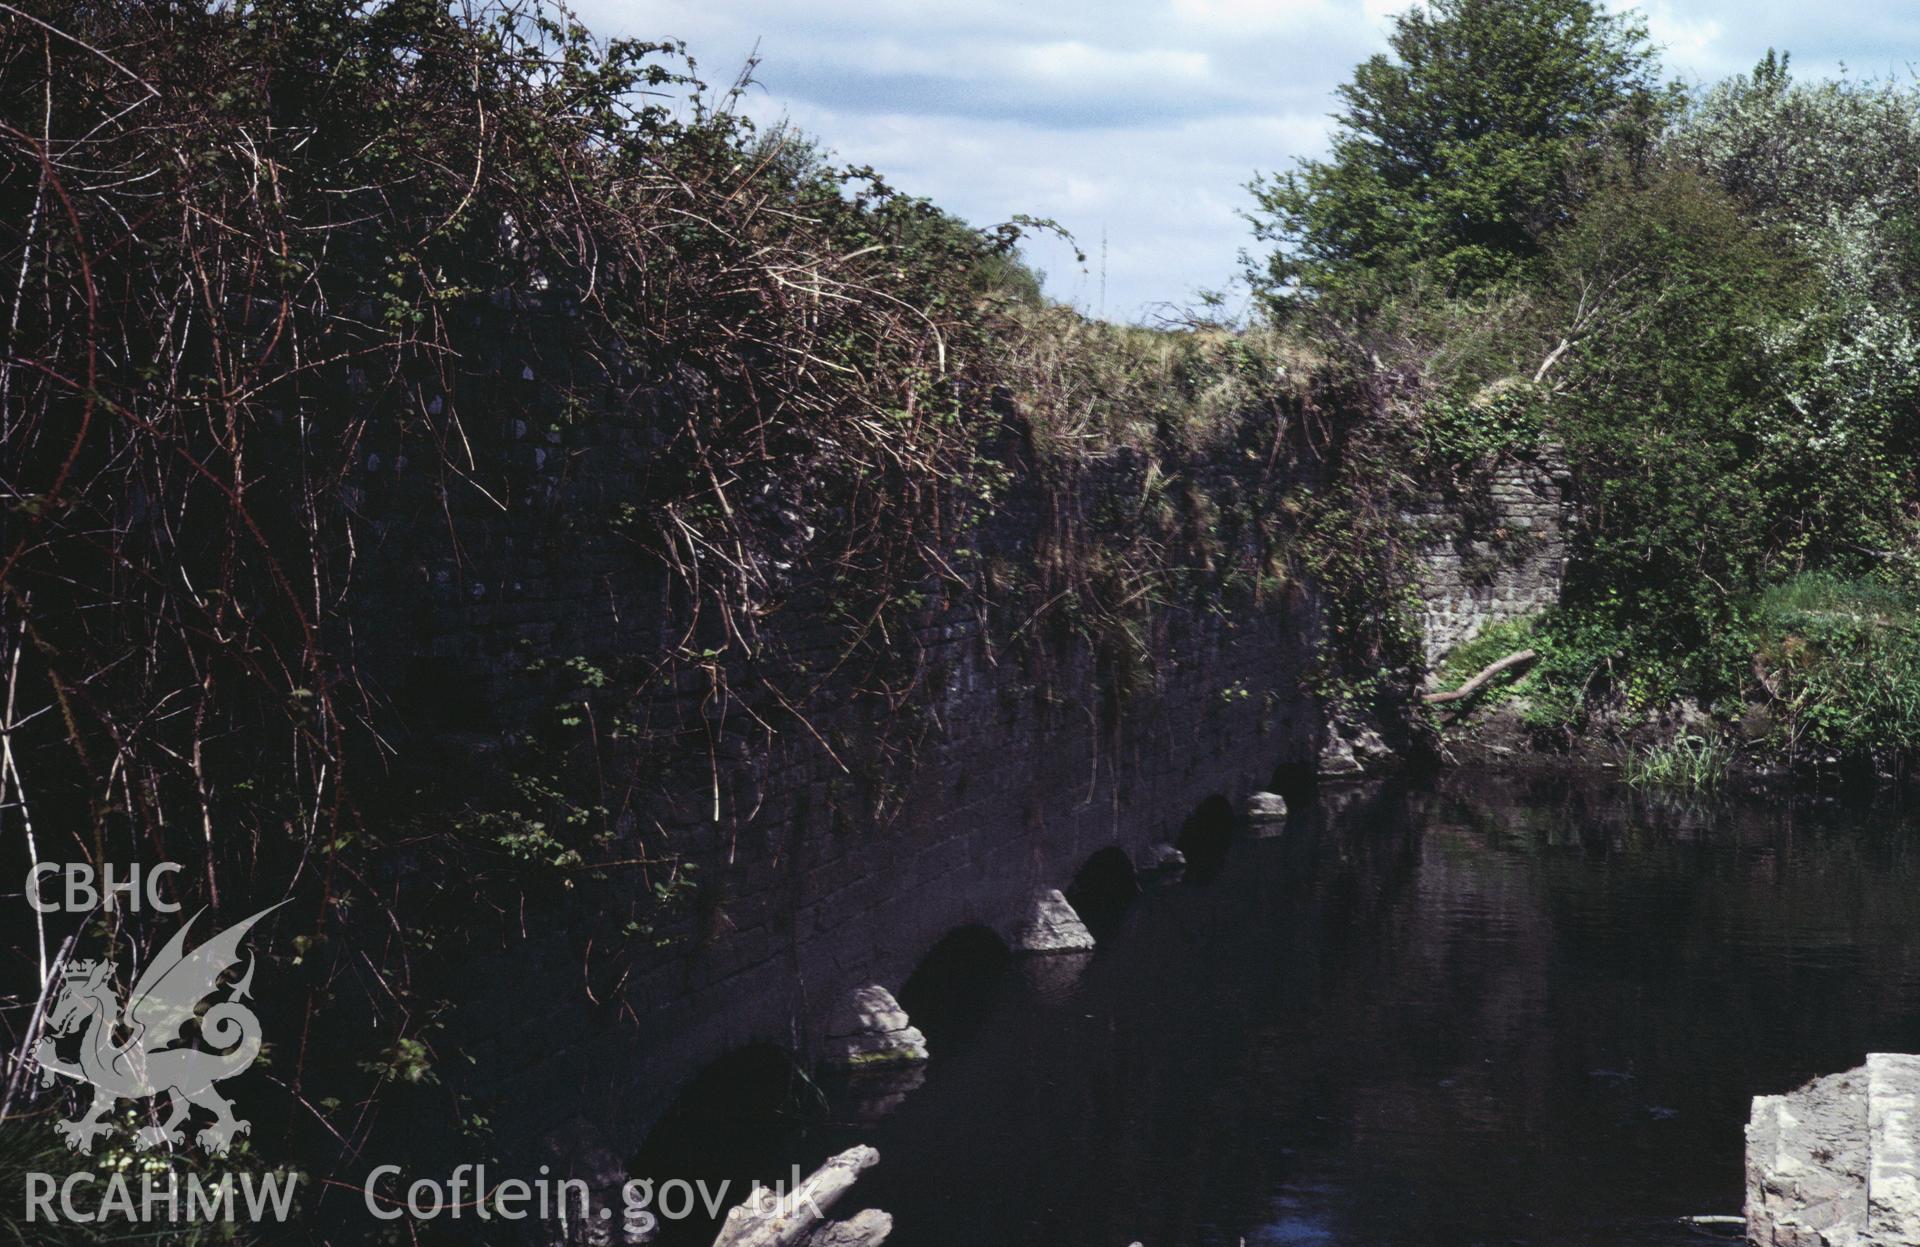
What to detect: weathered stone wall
<box><xmin>346</xmin><ymin>387</ymin><xmax>1331</xmax><ymax>1172</ymax></box>
<box><xmin>1747</xmin><ymin>1052</ymin><xmax>1920</xmax><ymax>1245</ymax></box>
<box><xmin>482</xmin><ymin>587</ymin><xmax>1319</xmax><ymax>1169</ymax></box>
<box><xmin>1405</xmin><ymin>449</ymin><xmax>1571</xmax><ymax>667</ymax></box>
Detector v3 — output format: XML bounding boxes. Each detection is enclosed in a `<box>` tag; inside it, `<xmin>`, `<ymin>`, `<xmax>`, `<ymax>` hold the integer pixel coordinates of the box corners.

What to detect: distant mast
<box><xmin>1098</xmin><ymin>225</ymin><xmax>1108</xmax><ymax>320</ymax></box>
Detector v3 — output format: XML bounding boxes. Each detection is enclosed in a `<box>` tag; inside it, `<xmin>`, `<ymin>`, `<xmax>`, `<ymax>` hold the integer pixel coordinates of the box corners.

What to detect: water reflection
<box><xmin>1016</xmin><ymin>949</ymin><xmax>1095</xmax><ymax>1000</ymax></box>
<box><xmin>654</xmin><ymin>774</ymin><xmax>1920</xmax><ymax>1247</ymax></box>
<box><xmin>824</xmin><ymin>1064</ymin><xmax>928</xmax><ymax>1127</ymax></box>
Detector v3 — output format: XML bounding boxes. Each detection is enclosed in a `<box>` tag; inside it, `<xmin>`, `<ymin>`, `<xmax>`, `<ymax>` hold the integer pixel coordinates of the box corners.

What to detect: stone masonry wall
<box><xmin>346</xmin><ymin>386</ymin><xmax>1332</xmax><ymax>1174</ymax></box>
<box><xmin>1406</xmin><ymin>449</ymin><xmax>1571</xmax><ymax>668</ymax></box>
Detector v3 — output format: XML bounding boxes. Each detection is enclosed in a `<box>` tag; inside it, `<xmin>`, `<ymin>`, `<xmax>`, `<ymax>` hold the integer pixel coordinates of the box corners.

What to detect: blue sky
<box><xmin>581</xmin><ymin>1</ymin><xmax>1920</xmax><ymax>321</ymax></box>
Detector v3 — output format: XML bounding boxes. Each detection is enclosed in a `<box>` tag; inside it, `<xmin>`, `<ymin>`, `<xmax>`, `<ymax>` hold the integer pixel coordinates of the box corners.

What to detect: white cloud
<box><xmin>1609</xmin><ymin>0</ymin><xmax>1727</xmax><ymax>75</ymax></box>
<box><xmin>1008</xmin><ymin>40</ymin><xmax>1213</xmax><ymax>87</ymax></box>
<box><xmin>1646</xmin><ymin>11</ymin><xmax>1724</xmax><ymax>59</ymax></box>
<box><xmin>1362</xmin><ymin>0</ymin><xmax>1419</xmax><ymax>28</ymax></box>
<box><xmin>1170</xmin><ymin>0</ymin><xmax>1345</xmax><ymax>33</ymax></box>
<box><xmin>587</xmin><ymin>0</ymin><xmax>1920</xmax><ymax>318</ymax></box>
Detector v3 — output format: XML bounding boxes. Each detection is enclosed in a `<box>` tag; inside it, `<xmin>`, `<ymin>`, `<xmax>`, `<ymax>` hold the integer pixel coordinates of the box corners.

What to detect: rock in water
<box><xmin>1135</xmin><ymin>842</ymin><xmax>1186</xmax><ymax>873</ymax></box>
<box><xmin>820</xmin><ymin>986</ymin><xmax>928</xmax><ymax>1069</ymax></box>
<box><xmin>1006</xmin><ymin>888</ymin><xmax>1096</xmax><ymax>954</ymax></box>
<box><xmin>1318</xmin><ymin>716</ymin><xmax>1392</xmax><ymax>778</ymax></box>
<box><xmin>1247</xmin><ymin>791</ymin><xmax>1289</xmax><ymax>820</ymax></box>
<box><xmin>1746</xmin><ymin>1052</ymin><xmax>1920</xmax><ymax>1246</ymax></box>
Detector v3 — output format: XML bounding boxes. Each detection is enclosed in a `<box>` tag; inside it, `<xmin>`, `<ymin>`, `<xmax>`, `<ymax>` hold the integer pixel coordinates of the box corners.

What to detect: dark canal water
<box><xmin>646</xmin><ymin>773</ymin><xmax>1920</xmax><ymax>1247</ymax></box>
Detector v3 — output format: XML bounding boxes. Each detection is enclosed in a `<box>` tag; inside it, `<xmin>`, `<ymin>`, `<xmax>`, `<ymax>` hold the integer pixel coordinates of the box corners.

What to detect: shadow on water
<box><xmin>1067</xmin><ymin>846</ymin><xmax>1142</xmax><ymax>941</ymax></box>
<box><xmin>1176</xmin><ymin>793</ymin><xmax>1237</xmax><ymax>880</ymax></box>
<box><xmin>1269</xmin><ymin>759</ymin><xmax>1319</xmax><ymax>807</ymax></box>
<box><xmin>898</xmin><ymin>923</ymin><xmax>1015</xmax><ymax>1050</ymax></box>
<box><xmin>627</xmin><ymin>1044</ymin><xmax>827</xmax><ymax>1245</ymax></box>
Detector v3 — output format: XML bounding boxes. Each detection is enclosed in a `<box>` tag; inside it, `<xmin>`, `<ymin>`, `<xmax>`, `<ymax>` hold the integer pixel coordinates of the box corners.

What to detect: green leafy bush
<box><xmin>1431</xmin><ymin>615</ymin><xmax>1541</xmax><ymax>706</ymax></box>
<box><xmin>1541</xmin><ymin>170</ymin><xmax>1810</xmax><ymax>697</ymax></box>
<box><xmin>1417</xmin><ymin>383</ymin><xmax>1547</xmax><ymax>469</ymax></box>
<box><xmin>1749</xmin><ymin>575</ymin><xmax>1920</xmax><ymax>759</ymax></box>
<box><xmin>1672</xmin><ymin>53</ymin><xmax>1920</xmax><ymax>240</ymax></box>
<box><xmin>1252</xmin><ymin>4</ymin><xmax>1920</xmax><ymax>761</ymax></box>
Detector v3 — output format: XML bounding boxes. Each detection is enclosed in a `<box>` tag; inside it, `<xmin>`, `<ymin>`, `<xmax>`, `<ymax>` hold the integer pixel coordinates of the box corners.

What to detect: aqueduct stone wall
<box><xmin>347</xmin><ymin>387</ymin><xmax>1334</xmax><ymax>1175</ymax></box>
<box><xmin>1406</xmin><ymin>449</ymin><xmax>1571</xmax><ymax>666</ymax></box>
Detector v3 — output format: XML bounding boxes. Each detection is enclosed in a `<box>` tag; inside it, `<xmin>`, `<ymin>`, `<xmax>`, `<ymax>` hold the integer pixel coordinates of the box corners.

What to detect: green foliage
<box><xmin>1625</xmin><ymin>734</ymin><xmax>1732</xmax><ymax>789</ymax></box>
<box><xmin>1002</xmin><ymin>305</ymin><xmax>1321</xmax><ymax>455</ymax></box>
<box><xmin>1500</xmin><ymin>61</ymin><xmax>1920</xmax><ymax>741</ymax></box>
<box><xmin>1749</xmin><ymin>575</ymin><xmax>1920</xmax><ymax>759</ymax></box>
<box><xmin>1417</xmin><ymin>382</ymin><xmax>1547</xmax><ymax>468</ymax></box>
<box><xmin>1244</xmin><ymin>16</ymin><xmax>1920</xmax><ymax>766</ymax></box>
<box><xmin>1542</xmin><ymin>170</ymin><xmax>1810</xmax><ymax>693</ymax></box>
<box><xmin>1751</xmin><ymin>209</ymin><xmax>1920</xmax><ymax>573</ymax></box>
<box><xmin>1247</xmin><ymin>0</ymin><xmax>1668</xmax><ymax>311</ymax></box>
<box><xmin>1671</xmin><ymin>53</ymin><xmax>1920</xmax><ymax>240</ymax></box>
<box><xmin>1298</xmin><ymin>498</ymin><xmax>1426</xmax><ymax>715</ymax></box>
<box><xmin>1757</xmin><ymin>572</ymin><xmax>1919</xmax><ymax>620</ymax></box>
<box><xmin>1668</xmin><ymin>59</ymin><xmax>1920</xmax><ymax>580</ymax></box>
<box><xmin>1432</xmin><ymin>614</ymin><xmax>1541</xmax><ymax>708</ymax></box>
<box><xmin>1516</xmin><ymin>610</ymin><xmax>1630</xmax><ymax>730</ymax></box>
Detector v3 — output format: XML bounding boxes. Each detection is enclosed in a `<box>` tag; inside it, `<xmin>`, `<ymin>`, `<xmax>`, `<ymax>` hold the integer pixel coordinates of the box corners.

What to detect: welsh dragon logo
<box><xmin>34</xmin><ymin>902</ymin><xmax>285</xmax><ymax>1156</ymax></box>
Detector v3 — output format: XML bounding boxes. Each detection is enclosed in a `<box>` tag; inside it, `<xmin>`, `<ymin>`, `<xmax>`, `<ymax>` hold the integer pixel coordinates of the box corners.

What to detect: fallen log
<box><xmin>1677</xmin><ymin>1213</ymin><xmax>1744</xmax><ymax>1238</ymax></box>
<box><xmin>1422</xmin><ymin>648</ymin><xmax>1537</xmax><ymax>705</ymax></box>
<box><xmin>804</xmin><ymin>1210</ymin><xmax>893</xmax><ymax>1246</ymax></box>
<box><xmin>711</xmin><ymin>1145</ymin><xmax>889</xmax><ymax>1247</ymax></box>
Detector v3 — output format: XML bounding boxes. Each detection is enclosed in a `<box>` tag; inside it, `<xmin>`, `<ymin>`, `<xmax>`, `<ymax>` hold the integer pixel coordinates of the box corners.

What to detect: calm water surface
<box><xmin>661</xmin><ymin>773</ymin><xmax>1920</xmax><ymax>1247</ymax></box>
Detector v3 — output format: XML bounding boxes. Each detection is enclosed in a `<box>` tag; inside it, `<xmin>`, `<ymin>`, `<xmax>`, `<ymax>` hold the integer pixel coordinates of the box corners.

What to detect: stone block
<box><xmin>1246</xmin><ymin>791</ymin><xmax>1288</xmax><ymax>820</ymax></box>
<box><xmin>1135</xmin><ymin>842</ymin><xmax>1186</xmax><ymax>873</ymax></box>
<box><xmin>1744</xmin><ymin>1056</ymin><xmax>1920</xmax><ymax>1246</ymax></box>
<box><xmin>1869</xmin><ymin>1053</ymin><xmax>1920</xmax><ymax>1244</ymax></box>
<box><xmin>1005</xmin><ymin>888</ymin><xmax>1096</xmax><ymax>954</ymax></box>
<box><xmin>820</xmin><ymin>985</ymin><xmax>928</xmax><ymax>1069</ymax></box>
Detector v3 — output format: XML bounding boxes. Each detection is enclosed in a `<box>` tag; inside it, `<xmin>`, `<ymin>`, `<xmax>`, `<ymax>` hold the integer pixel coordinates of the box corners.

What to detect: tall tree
<box><xmin>1248</xmin><ymin>0</ymin><xmax>1667</xmax><ymax>311</ymax></box>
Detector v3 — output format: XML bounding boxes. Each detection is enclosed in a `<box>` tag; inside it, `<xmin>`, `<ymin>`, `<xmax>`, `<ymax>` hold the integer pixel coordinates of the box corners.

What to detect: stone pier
<box><xmin>1746</xmin><ymin>1053</ymin><xmax>1920</xmax><ymax>1246</ymax></box>
<box><xmin>1005</xmin><ymin>889</ymin><xmax>1097</xmax><ymax>955</ymax></box>
<box><xmin>819</xmin><ymin>985</ymin><xmax>929</xmax><ymax>1071</ymax></box>
<box><xmin>1405</xmin><ymin>446</ymin><xmax>1570</xmax><ymax>667</ymax></box>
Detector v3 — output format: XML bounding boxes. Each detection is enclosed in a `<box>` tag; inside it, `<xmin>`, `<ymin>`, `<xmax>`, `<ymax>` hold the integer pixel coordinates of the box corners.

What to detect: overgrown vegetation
<box><xmin>1625</xmin><ymin>734</ymin><xmax>1731</xmax><ymax>790</ymax></box>
<box><xmin>0</xmin><ymin>0</ymin><xmax>1385</xmax><ymax>1192</ymax></box>
<box><xmin>1431</xmin><ymin>615</ymin><xmax>1540</xmax><ymax>707</ymax></box>
<box><xmin>1253</xmin><ymin>0</ymin><xmax>1920</xmax><ymax>771</ymax></box>
<box><xmin>1749</xmin><ymin>575</ymin><xmax>1920</xmax><ymax>764</ymax></box>
<box><xmin>12</xmin><ymin>0</ymin><xmax>1920</xmax><ymax>1208</ymax></box>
